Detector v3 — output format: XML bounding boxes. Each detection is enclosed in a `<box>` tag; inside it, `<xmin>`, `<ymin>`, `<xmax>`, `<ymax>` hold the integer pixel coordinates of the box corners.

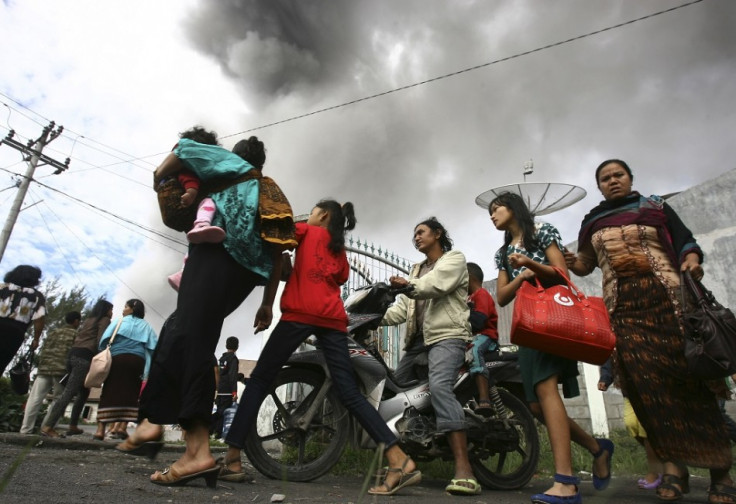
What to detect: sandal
<box><xmin>638</xmin><ymin>474</ymin><xmax>663</xmax><ymax>490</ymax></box>
<box><xmin>368</xmin><ymin>457</ymin><xmax>422</xmax><ymax>495</ymax></box>
<box><xmin>531</xmin><ymin>473</ymin><xmax>581</xmax><ymax>504</ymax></box>
<box><xmin>708</xmin><ymin>482</ymin><xmax>736</xmax><ymax>504</ymax></box>
<box><xmin>656</xmin><ymin>472</ymin><xmax>690</xmax><ymax>501</ymax></box>
<box><xmin>591</xmin><ymin>438</ymin><xmax>614</xmax><ymax>490</ymax></box>
<box><xmin>475</xmin><ymin>400</ymin><xmax>494</xmax><ymax>417</ymax></box>
<box><xmin>445</xmin><ymin>477</ymin><xmax>481</xmax><ymax>496</ymax></box>
<box><xmin>66</xmin><ymin>427</ymin><xmax>84</xmax><ymax>436</ymax></box>
<box><xmin>216</xmin><ymin>456</ymin><xmax>251</xmax><ymax>483</ymax></box>
<box><xmin>151</xmin><ymin>465</ymin><xmax>219</xmax><ymax>488</ymax></box>
<box><xmin>115</xmin><ymin>439</ymin><xmax>165</xmax><ymax>460</ymax></box>
<box><xmin>40</xmin><ymin>428</ymin><xmax>65</xmax><ymax>438</ymax></box>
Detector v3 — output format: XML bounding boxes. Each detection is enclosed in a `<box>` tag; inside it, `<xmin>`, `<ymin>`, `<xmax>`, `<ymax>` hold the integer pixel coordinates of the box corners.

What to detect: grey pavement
<box><xmin>0</xmin><ymin>430</ymin><xmax>717</xmax><ymax>503</ymax></box>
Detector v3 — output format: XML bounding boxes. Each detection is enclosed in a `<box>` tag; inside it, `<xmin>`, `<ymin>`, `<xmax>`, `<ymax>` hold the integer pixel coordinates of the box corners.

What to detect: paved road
<box><xmin>0</xmin><ymin>431</ymin><xmax>715</xmax><ymax>503</ymax></box>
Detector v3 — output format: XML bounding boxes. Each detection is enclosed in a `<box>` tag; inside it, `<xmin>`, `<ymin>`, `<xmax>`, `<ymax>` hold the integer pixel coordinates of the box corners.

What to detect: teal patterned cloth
<box><xmin>174</xmin><ymin>138</ymin><xmax>273</xmax><ymax>282</ymax></box>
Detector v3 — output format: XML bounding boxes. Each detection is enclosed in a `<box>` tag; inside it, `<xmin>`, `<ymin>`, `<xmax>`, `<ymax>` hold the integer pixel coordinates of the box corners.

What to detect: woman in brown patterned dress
<box><xmin>566</xmin><ymin>159</ymin><xmax>734</xmax><ymax>503</ymax></box>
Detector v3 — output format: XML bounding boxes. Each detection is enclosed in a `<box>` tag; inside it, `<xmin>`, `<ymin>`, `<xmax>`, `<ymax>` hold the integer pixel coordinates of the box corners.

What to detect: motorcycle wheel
<box><xmin>468</xmin><ymin>387</ymin><xmax>540</xmax><ymax>490</ymax></box>
<box><xmin>243</xmin><ymin>367</ymin><xmax>350</xmax><ymax>482</ymax></box>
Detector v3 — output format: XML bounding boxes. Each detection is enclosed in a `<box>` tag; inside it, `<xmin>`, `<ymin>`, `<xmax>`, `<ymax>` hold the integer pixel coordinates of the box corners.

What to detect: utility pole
<box><xmin>0</xmin><ymin>122</ymin><xmax>70</xmax><ymax>263</ymax></box>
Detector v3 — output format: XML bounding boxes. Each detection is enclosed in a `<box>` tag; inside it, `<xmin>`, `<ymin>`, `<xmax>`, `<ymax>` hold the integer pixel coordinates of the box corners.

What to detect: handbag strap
<box><xmin>106</xmin><ymin>317</ymin><xmax>124</xmax><ymax>348</ymax></box>
<box><xmin>681</xmin><ymin>270</ymin><xmax>722</xmax><ymax>310</ymax></box>
<box><xmin>530</xmin><ymin>266</ymin><xmax>588</xmax><ymax>302</ymax></box>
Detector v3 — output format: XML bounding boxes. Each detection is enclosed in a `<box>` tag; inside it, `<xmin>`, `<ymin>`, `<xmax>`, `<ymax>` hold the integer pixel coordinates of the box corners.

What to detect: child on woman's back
<box><xmin>164</xmin><ymin>126</ymin><xmax>227</xmax><ymax>290</ymax></box>
<box><xmin>465</xmin><ymin>262</ymin><xmax>499</xmax><ymax>416</ymax></box>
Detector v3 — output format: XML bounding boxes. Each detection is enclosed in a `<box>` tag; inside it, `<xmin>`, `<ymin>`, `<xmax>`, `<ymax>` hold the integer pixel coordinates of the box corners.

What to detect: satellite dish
<box><xmin>475</xmin><ymin>182</ymin><xmax>586</xmax><ymax>216</ymax></box>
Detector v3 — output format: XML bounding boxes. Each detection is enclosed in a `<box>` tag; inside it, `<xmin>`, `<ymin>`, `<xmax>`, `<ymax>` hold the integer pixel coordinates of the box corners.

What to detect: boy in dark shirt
<box><xmin>213</xmin><ymin>336</ymin><xmax>239</xmax><ymax>438</ymax></box>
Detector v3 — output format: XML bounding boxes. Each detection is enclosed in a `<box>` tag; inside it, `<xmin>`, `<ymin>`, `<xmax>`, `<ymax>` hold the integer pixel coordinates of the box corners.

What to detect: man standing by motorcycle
<box><xmin>382</xmin><ymin>217</ymin><xmax>481</xmax><ymax>496</ymax></box>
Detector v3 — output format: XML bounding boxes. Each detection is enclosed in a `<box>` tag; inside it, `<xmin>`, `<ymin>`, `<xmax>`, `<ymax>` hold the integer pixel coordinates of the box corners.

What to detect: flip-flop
<box><xmin>638</xmin><ymin>474</ymin><xmax>663</xmax><ymax>490</ymax></box>
<box><xmin>368</xmin><ymin>457</ymin><xmax>421</xmax><ymax>496</ymax></box>
<box><xmin>445</xmin><ymin>478</ymin><xmax>481</xmax><ymax>495</ymax></box>
<box><xmin>475</xmin><ymin>400</ymin><xmax>494</xmax><ymax>417</ymax></box>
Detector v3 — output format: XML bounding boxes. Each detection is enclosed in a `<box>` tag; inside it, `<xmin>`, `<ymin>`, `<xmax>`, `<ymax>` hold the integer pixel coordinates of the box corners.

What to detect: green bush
<box><xmin>0</xmin><ymin>377</ymin><xmax>27</xmax><ymax>433</ymax></box>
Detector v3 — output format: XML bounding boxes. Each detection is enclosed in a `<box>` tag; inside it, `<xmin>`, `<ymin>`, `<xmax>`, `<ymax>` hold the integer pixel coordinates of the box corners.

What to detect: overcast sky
<box><xmin>1</xmin><ymin>0</ymin><xmax>735</xmax><ymax>359</ymax></box>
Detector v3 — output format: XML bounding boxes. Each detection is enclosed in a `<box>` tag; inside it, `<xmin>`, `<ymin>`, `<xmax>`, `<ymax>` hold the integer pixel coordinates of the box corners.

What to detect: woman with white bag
<box><xmin>92</xmin><ymin>299</ymin><xmax>157</xmax><ymax>441</ymax></box>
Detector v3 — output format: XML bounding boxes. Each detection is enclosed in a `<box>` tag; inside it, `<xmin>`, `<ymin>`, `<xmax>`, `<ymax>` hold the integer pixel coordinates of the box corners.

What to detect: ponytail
<box><xmin>315</xmin><ymin>199</ymin><xmax>356</xmax><ymax>253</ymax></box>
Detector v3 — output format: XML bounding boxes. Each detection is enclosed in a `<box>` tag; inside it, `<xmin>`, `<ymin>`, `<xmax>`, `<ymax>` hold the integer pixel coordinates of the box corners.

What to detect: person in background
<box><xmin>598</xmin><ymin>358</ymin><xmax>663</xmax><ymax>491</ymax></box>
<box><xmin>490</xmin><ymin>192</ymin><xmax>611</xmax><ymax>504</ymax></box>
<box><xmin>20</xmin><ymin>311</ymin><xmax>81</xmax><ymax>435</ymax></box>
<box><xmin>236</xmin><ymin>372</ymin><xmax>247</xmax><ymax>400</ymax></box>
<box><xmin>382</xmin><ymin>217</ymin><xmax>479</xmax><ymax>496</ymax></box>
<box><xmin>41</xmin><ymin>298</ymin><xmax>112</xmax><ymax>438</ymax></box>
<box><xmin>213</xmin><ymin>336</ymin><xmax>240</xmax><ymax>439</ymax></box>
<box><xmin>718</xmin><ymin>374</ymin><xmax>736</xmax><ymax>445</ymax></box>
<box><xmin>566</xmin><ymin>158</ymin><xmax>734</xmax><ymax>502</ymax></box>
<box><xmin>0</xmin><ymin>265</ymin><xmax>46</xmax><ymax>374</ymax></box>
<box><xmin>93</xmin><ymin>299</ymin><xmax>157</xmax><ymax>441</ymax></box>
<box><xmin>465</xmin><ymin>262</ymin><xmax>499</xmax><ymax>416</ymax></box>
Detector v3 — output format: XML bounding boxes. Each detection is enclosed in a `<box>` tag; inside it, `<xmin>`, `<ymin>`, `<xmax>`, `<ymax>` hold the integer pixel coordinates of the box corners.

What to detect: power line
<box><xmin>32</xmin><ymin>191</ymin><xmax>167</xmax><ymax>320</ymax></box>
<box><xmin>220</xmin><ymin>0</ymin><xmax>705</xmax><ymax>139</ymax></box>
<box><xmin>33</xmin><ymin>178</ymin><xmax>187</xmax><ymax>250</ymax></box>
<box><xmin>27</xmin><ymin>187</ymin><xmax>86</xmax><ymax>288</ymax></box>
<box><xmin>0</xmin><ymin>1</ymin><xmax>706</xmax><ymax>152</ymax></box>
<box><xmin>0</xmin><ymin>165</ymin><xmax>187</xmax><ymax>250</ymax></box>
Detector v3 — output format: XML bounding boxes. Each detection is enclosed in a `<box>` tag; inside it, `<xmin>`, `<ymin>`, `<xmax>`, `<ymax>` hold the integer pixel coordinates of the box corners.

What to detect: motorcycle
<box><xmin>243</xmin><ymin>282</ymin><xmax>540</xmax><ymax>490</ymax></box>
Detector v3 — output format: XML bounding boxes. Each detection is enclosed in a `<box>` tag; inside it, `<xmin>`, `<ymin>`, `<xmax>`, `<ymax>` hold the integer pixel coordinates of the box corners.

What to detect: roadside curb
<box><xmin>0</xmin><ymin>432</ymin><xmax>228</xmax><ymax>455</ymax></box>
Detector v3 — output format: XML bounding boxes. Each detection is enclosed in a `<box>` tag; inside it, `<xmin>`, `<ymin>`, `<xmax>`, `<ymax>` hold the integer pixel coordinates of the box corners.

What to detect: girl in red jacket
<box><xmin>221</xmin><ymin>199</ymin><xmax>421</xmax><ymax>495</ymax></box>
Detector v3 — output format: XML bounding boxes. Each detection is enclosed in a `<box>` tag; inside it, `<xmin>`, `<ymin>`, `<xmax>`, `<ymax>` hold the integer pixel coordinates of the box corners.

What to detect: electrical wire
<box><xmin>27</xmin><ymin>187</ymin><xmax>86</xmax><ymax>288</ymax></box>
<box><xmin>220</xmin><ymin>0</ymin><xmax>705</xmax><ymax>138</ymax></box>
<box><xmin>30</xmin><ymin>190</ymin><xmax>166</xmax><ymax>319</ymax></box>
<box><xmin>0</xmin><ymin>166</ymin><xmax>187</xmax><ymax>250</ymax></box>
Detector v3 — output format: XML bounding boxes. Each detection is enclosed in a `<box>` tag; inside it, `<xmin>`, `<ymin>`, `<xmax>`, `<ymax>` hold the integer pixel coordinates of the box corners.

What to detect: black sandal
<box><xmin>657</xmin><ymin>472</ymin><xmax>690</xmax><ymax>502</ymax></box>
<box><xmin>708</xmin><ymin>483</ymin><xmax>736</xmax><ymax>504</ymax></box>
<box><xmin>475</xmin><ymin>399</ymin><xmax>494</xmax><ymax>417</ymax></box>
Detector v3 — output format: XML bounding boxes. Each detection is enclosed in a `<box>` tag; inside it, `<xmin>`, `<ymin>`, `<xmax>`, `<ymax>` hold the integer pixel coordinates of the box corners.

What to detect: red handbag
<box><xmin>510</xmin><ymin>267</ymin><xmax>615</xmax><ymax>365</ymax></box>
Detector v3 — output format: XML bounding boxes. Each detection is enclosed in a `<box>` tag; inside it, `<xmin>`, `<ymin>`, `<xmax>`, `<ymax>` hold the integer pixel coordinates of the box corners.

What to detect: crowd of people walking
<box><xmin>3</xmin><ymin>144</ymin><xmax>735</xmax><ymax>503</ymax></box>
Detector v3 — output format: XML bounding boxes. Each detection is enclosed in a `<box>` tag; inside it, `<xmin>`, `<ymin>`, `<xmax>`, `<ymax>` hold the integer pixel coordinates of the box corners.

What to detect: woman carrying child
<box><xmin>489</xmin><ymin>192</ymin><xmax>611</xmax><ymax>504</ymax></box>
<box><xmin>123</xmin><ymin>133</ymin><xmax>296</xmax><ymax>488</ymax></box>
<box><xmin>222</xmin><ymin>199</ymin><xmax>421</xmax><ymax>496</ymax></box>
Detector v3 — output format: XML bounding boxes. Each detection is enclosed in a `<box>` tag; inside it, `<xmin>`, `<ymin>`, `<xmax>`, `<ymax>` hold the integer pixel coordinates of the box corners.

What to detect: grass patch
<box><xmin>535</xmin><ymin>427</ymin><xmax>729</xmax><ymax>480</ymax></box>
<box><xmin>330</xmin><ymin>445</ymin><xmax>456</xmax><ymax>480</ymax></box>
<box><xmin>331</xmin><ymin>427</ymin><xmax>736</xmax><ymax>480</ymax></box>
